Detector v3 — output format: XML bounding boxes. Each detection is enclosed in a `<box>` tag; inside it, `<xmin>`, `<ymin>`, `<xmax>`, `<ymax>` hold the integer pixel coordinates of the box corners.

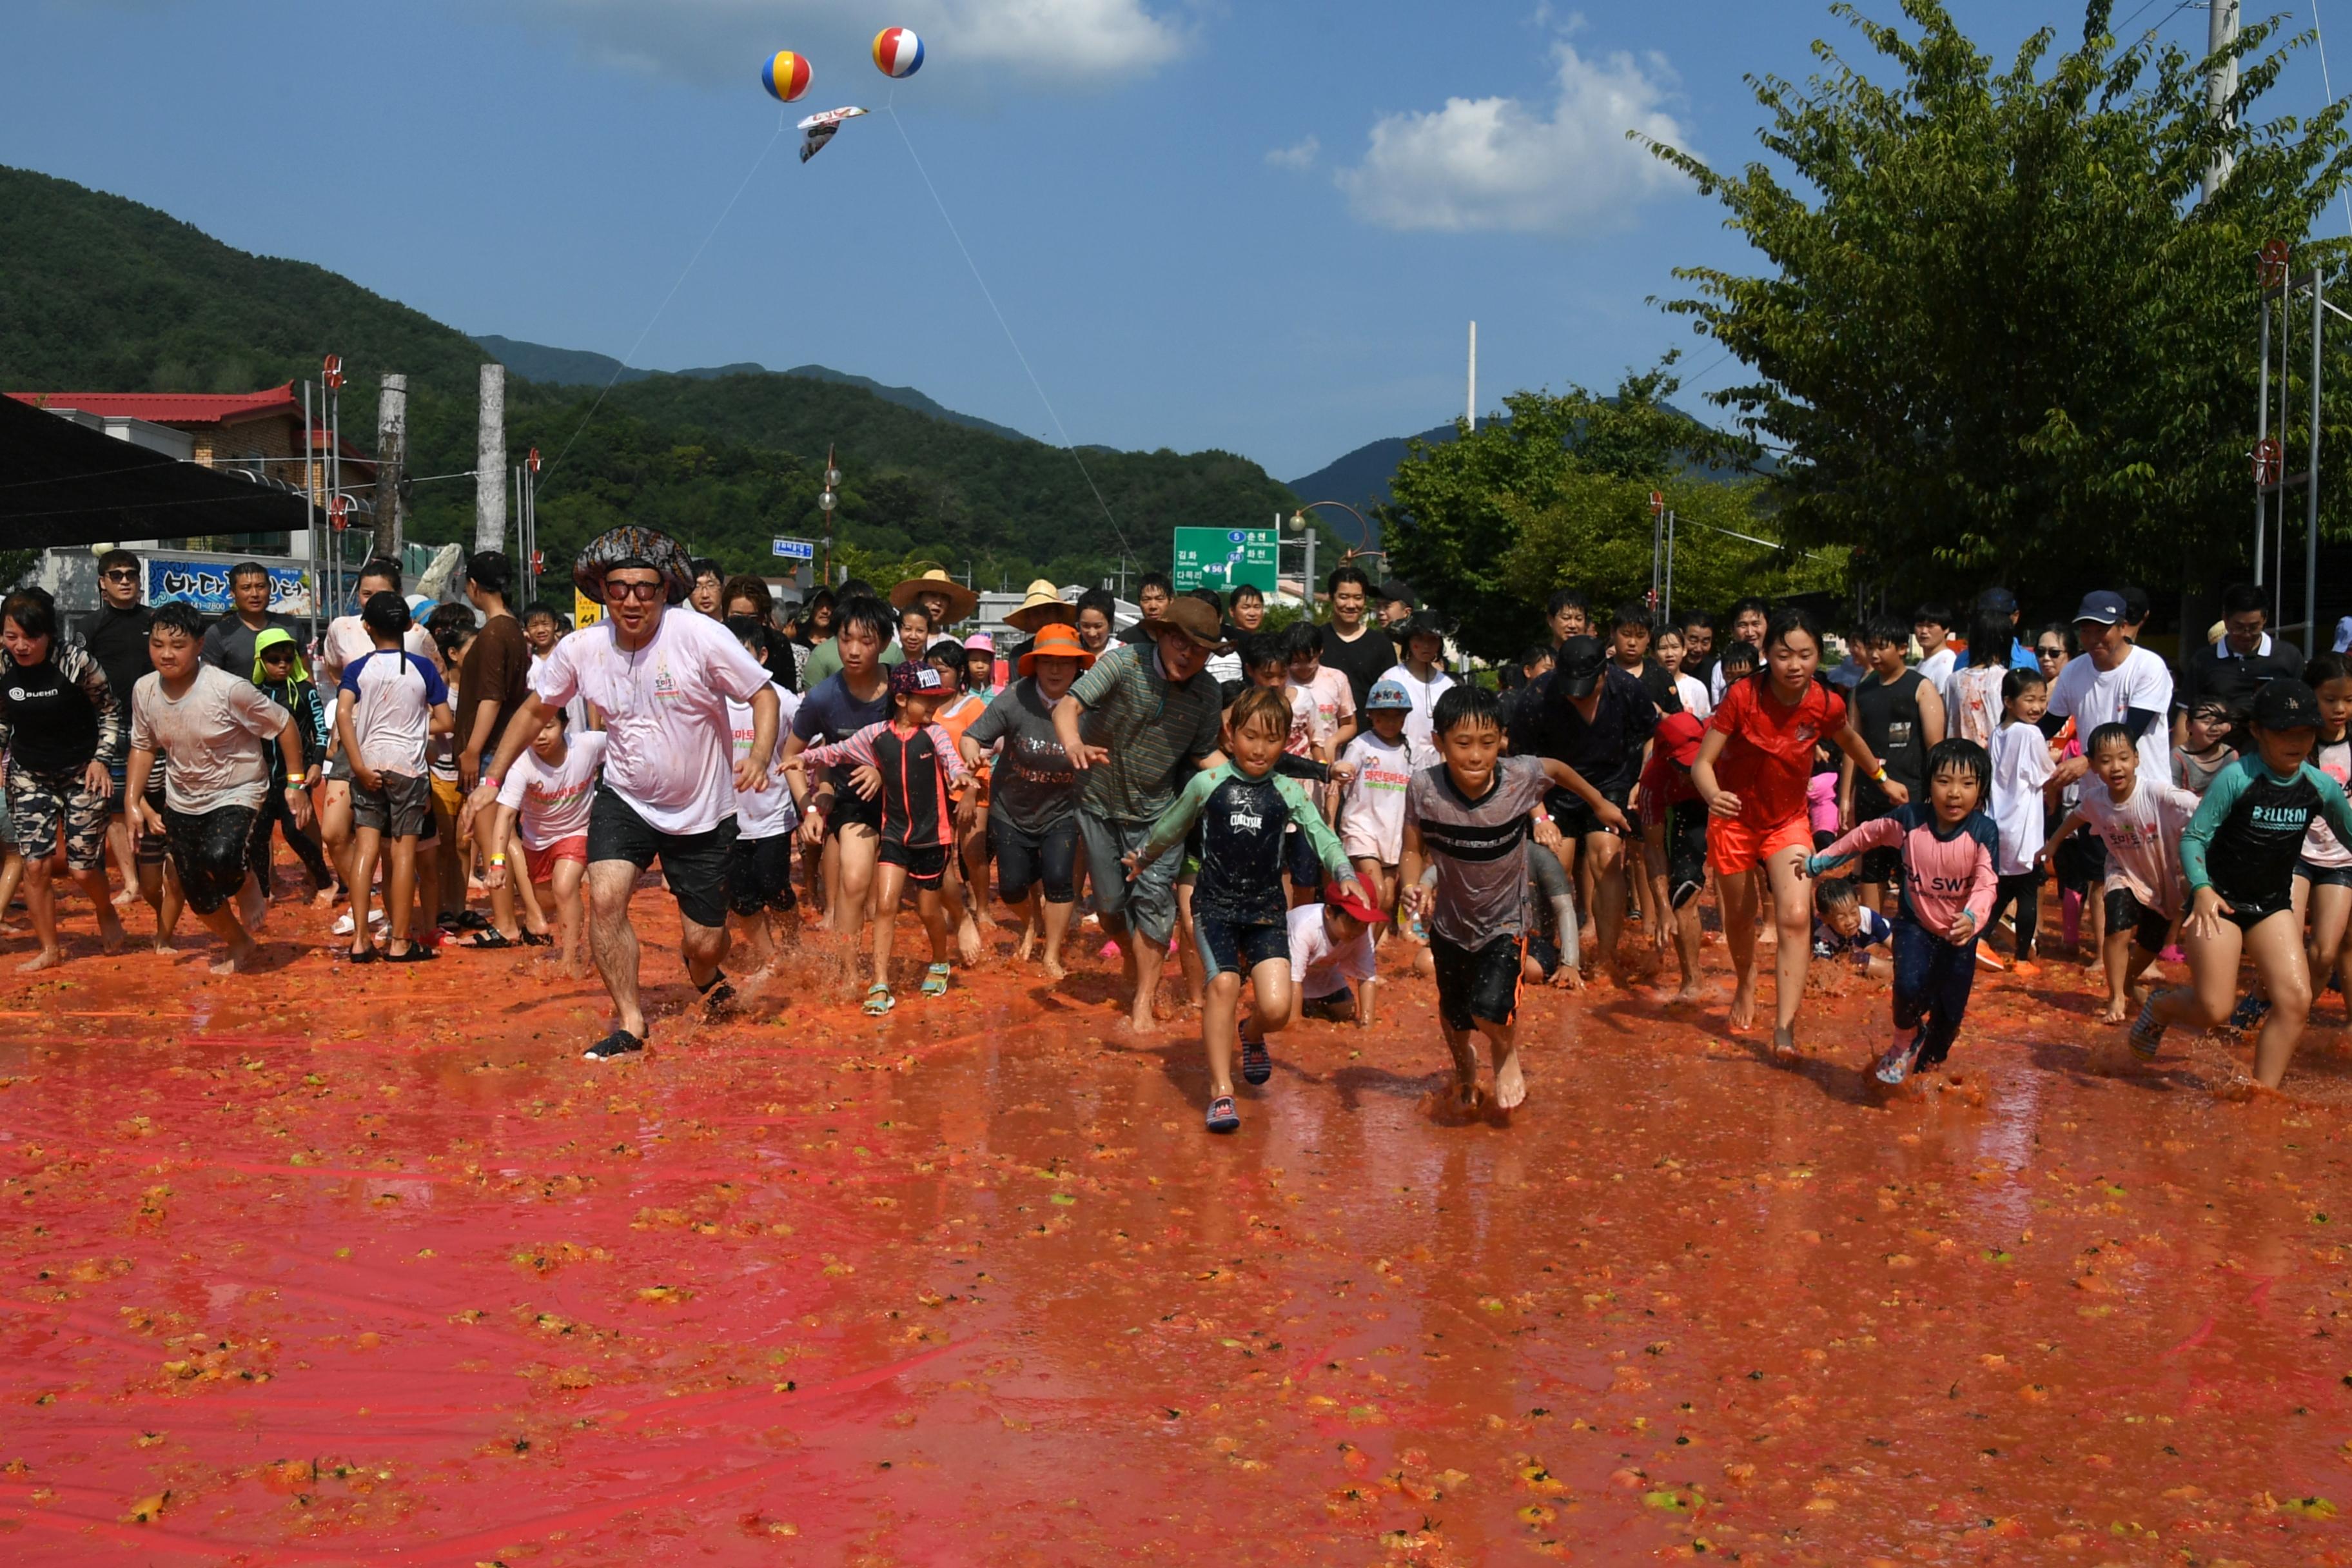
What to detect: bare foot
<box><xmin>1041</xmin><ymin>952</ymin><xmax>1066</xmax><ymax>981</ymax></box>
<box><xmin>2211</xmin><ymin>1072</ymin><xmax>2276</xmax><ymax>1103</ymax></box>
<box><xmin>1492</xmin><ymin>1047</ymin><xmax>1527</xmax><ymax>1110</ymax></box>
<box><xmin>18</xmin><ymin>948</ymin><xmax>62</xmax><ymax>974</ymax></box>
<box><xmin>210</xmin><ymin>939</ymin><xmax>257</xmax><ymax>976</ymax></box>
<box><xmin>112</xmin><ymin>890</ymin><xmax>139</xmax><ymax>911</ymax></box>
<box><xmin>1728</xmin><ymin>981</ymin><xmax>1758</xmax><ymax>1032</ymax></box>
<box><xmin>1770</xmin><ymin>1025</ymin><xmax>1799</xmax><ymax>1061</ymax></box>
<box><xmin>1015</xmin><ymin>923</ymin><xmax>1037</xmax><ymax>963</ymax></box>
<box><xmin>151</xmin><ymin>935</ymin><xmax>175</xmax><ymax>956</ymax></box>
<box><xmin>956</xmin><ymin>916</ymin><xmax>984</xmax><ymax>968</ymax></box>
<box><xmin>239</xmin><ymin>878</ymin><xmax>268</xmax><ymax>935</ymax></box>
<box><xmin>2094</xmin><ymin>998</ymin><xmax>2128</xmax><ymax>1025</ymax></box>
<box><xmin>1124</xmin><ymin>1004</ymin><xmax>1161</xmax><ymax>1035</ymax></box>
<box><xmin>1669</xmin><ymin>980</ymin><xmax>1712</xmax><ymax>1008</ymax></box>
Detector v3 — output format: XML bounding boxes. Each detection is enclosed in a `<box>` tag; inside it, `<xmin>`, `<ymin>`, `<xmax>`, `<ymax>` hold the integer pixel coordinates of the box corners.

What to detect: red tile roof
<box><xmin>5</xmin><ymin>384</ymin><xmax>300</xmax><ymax>426</ymax></box>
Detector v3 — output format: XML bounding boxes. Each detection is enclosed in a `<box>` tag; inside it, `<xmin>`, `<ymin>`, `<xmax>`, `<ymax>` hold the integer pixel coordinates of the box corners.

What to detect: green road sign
<box><xmin>1172</xmin><ymin>527</ymin><xmax>1277</xmax><ymax>593</ymax></box>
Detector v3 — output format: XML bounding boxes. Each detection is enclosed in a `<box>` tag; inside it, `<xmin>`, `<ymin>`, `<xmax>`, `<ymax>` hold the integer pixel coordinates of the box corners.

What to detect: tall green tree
<box><xmin>1380</xmin><ymin>364</ymin><xmax>1767</xmax><ymax>656</ymax></box>
<box><xmin>1645</xmin><ymin>1</ymin><xmax>2352</xmax><ymax>605</ymax></box>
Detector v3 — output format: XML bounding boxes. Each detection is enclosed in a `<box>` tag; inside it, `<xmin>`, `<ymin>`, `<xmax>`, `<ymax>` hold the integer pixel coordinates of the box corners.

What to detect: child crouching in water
<box><xmin>785</xmin><ymin>662</ymin><xmax>970</xmax><ymax>1015</ymax></box>
<box><xmin>1128</xmin><ymin>687</ymin><xmax>1372</xmax><ymax>1134</ymax></box>
<box><xmin>1400</xmin><ymin>686</ymin><xmax>1625</xmax><ymax>1115</ymax></box>
<box><xmin>1806</xmin><ymin>738</ymin><xmax>1999</xmax><ymax>1088</ymax></box>
<box><xmin>1811</xmin><ymin>876</ymin><xmax>1893</xmax><ymax>982</ymax></box>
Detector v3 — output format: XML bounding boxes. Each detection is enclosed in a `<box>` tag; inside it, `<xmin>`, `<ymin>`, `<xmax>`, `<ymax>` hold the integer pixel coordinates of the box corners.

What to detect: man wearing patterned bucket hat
<box><xmin>464</xmin><ymin>526</ymin><xmax>781</xmax><ymax>1061</ymax></box>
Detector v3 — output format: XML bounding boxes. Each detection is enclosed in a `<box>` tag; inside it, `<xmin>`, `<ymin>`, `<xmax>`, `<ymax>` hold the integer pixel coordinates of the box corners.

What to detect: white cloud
<box><xmin>1264</xmin><ymin>135</ymin><xmax>1319</xmax><ymax>172</ymax></box>
<box><xmin>1334</xmin><ymin>41</ymin><xmax>1692</xmax><ymax>235</ymax></box>
<box><xmin>504</xmin><ymin>0</ymin><xmax>1185</xmax><ymax>93</ymax></box>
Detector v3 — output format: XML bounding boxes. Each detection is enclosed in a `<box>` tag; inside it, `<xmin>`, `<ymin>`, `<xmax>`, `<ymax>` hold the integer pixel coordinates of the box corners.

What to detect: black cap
<box><xmin>1977</xmin><ymin>587</ymin><xmax>2017</xmax><ymax>615</ymax></box>
<box><xmin>1553</xmin><ymin>634</ymin><xmax>1608</xmax><ymax>700</ymax></box>
<box><xmin>2256</xmin><ymin>678</ymin><xmax>2322</xmax><ymax>730</ymax></box>
<box><xmin>1378</xmin><ymin>579</ymin><xmax>1416</xmax><ymax>609</ymax></box>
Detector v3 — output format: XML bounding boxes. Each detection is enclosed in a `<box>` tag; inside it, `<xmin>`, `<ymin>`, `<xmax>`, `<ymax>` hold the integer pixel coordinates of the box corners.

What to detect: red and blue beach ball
<box><xmin>872</xmin><ymin>27</ymin><xmax>925</xmax><ymax>78</ymax></box>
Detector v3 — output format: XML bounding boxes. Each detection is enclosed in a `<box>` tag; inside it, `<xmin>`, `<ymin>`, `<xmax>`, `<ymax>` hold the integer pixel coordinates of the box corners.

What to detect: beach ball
<box><xmin>872</xmin><ymin>27</ymin><xmax>924</xmax><ymax>78</ymax></box>
<box><xmin>760</xmin><ymin>50</ymin><xmax>812</xmax><ymax>103</ymax></box>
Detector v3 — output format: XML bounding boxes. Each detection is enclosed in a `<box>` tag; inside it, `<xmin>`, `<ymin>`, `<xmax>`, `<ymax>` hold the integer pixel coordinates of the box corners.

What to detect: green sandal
<box><xmin>921</xmin><ymin>963</ymin><xmax>952</xmax><ymax>999</ymax></box>
<box><xmin>863</xmin><ymin>983</ymin><xmax>896</xmax><ymax>1016</ymax></box>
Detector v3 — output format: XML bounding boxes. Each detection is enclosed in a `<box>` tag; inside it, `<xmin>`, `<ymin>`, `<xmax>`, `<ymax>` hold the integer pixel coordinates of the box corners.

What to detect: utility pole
<box><xmin>475</xmin><ymin>363</ymin><xmax>506</xmax><ymax>553</ymax></box>
<box><xmin>1466</xmin><ymin>320</ymin><xmax>1478</xmax><ymax>431</ymax></box>
<box><xmin>2203</xmin><ymin>0</ymin><xmax>2239</xmax><ymax>201</ymax></box>
<box><xmin>374</xmin><ymin>372</ymin><xmax>407</xmax><ymax>558</ymax></box>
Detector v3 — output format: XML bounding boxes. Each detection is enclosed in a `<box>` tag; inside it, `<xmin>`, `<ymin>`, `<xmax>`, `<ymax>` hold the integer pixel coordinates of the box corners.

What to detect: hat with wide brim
<box><xmin>574</xmin><ymin>525</ymin><xmax>694</xmax><ymax>607</ymax></box>
<box><xmin>889</xmin><ymin>568</ymin><xmax>979</xmax><ymax>624</ymax></box>
<box><xmin>1018</xmin><ymin>622</ymin><xmax>1097</xmax><ymax>676</ymax></box>
<box><xmin>1150</xmin><ymin>595</ymin><xmax>1230</xmax><ymax>652</ymax></box>
<box><xmin>1004</xmin><ymin>578</ymin><xmax>1077</xmax><ymax>634</ymax></box>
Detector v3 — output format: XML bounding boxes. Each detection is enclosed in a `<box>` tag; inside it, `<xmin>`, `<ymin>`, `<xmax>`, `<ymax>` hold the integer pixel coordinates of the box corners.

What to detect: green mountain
<box><xmin>0</xmin><ymin>164</ymin><xmax>1309</xmax><ymax>593</ymax></box>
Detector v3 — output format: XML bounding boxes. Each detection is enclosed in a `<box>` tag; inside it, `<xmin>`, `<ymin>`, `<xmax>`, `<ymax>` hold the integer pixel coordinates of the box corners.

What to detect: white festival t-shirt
<box><xmin>731</xmin><ymin>688</ymin><xmax>803</xmax><ymax>840</ymax></box>
<box><xmin>1287</xmin><ymin>901</ymin><xmax>1376</xmax><ymax>1000</ymax></box>
<box><xmin>496</xmin><ymin>729</ymin><xmax>607</xmax><ymax>850</ymax></box>
<box><xmin>2075</xmin><ymin>774</ymin><xmax>2200</xmax><ymax>920</ymax></box>
<box><xmin>530</xmin><ymin>608</ymin><xmax>771</xmax><ymax>836</ymax></box>
<box><xmin>1338</xmin><ymin>730</ymin><xmax>1436</xmax><ymax>865</ymax></box>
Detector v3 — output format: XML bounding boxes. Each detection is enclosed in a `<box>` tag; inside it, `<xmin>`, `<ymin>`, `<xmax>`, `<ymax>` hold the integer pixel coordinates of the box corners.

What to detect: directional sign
<box><xmin>771</xmin><ymin>537</ymin><xmax>817</xmax><ymax>561</ymax></box>
<box><xmin>1172</xmin><ymin>527</ymin><xmax>1277</xmax><ymax>593</ymax></box>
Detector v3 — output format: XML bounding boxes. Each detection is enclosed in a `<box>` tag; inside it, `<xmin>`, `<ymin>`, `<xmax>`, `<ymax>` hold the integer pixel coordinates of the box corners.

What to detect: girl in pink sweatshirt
<box><xmin>1806</xmin><ymin>738</ymin><xmax>2000</xmax><ymax>1088</ymax></box>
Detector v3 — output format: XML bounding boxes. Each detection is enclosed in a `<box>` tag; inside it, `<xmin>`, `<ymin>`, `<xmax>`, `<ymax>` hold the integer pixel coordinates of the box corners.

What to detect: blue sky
<box><xmin>8</xmin><ymin>0</ymin><xmax>2345</xmax><ymax>480</ymax></box>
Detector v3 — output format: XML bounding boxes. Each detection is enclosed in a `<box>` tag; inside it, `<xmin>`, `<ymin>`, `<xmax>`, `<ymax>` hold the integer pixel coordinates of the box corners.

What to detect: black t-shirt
<box><xmin>1625</xmin><ymin>658</ymin><xmax>1683</xmax><ymax>716</ymax></box>
<box><xmin>1320</xmin><ymin>622</ymin><xmax>1399</xmax><ymax>712</ymax></box>
<box><xmin>84</xmin><ymin>603</ymin><xmax>155</xmax><ymax>709</ymax></box>
<box><xmin>1</xmin><ymin>656</ymin><xmax>101</xmax><ymax>775</ymax></box>
<box><xmin>1508</xmin><ymin>665</ymin><xmax>1661</xmax><ymax>802</ymax></box>
<box><xmin>1852</xmin><ymin>668</ymin><xmax>1929</xmax><ymax>813</ymax></box>
<box><xmin>2180</xmin><ymin>640</ymin><xmax>2304</xmax><ymax>718</ymax></box>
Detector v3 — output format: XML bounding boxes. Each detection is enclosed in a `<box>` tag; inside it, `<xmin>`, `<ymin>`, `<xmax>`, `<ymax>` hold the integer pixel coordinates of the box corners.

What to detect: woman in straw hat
<box><xmin>890</xmin><ymin>568</ymin><xmax>980</xmax><ymax>632</ymax></box>
<box><xmin>959</xmin><ymin>621</ymin><xmax>1093</xmax><ymax>979</ymax></box>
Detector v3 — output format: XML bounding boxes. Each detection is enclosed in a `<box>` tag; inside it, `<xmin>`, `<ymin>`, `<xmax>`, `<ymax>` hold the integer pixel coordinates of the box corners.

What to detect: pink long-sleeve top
<box><xmin>1813</xmin><ymin>803</ymin><xmax>1999</xmax><ymax>943</ymax></box>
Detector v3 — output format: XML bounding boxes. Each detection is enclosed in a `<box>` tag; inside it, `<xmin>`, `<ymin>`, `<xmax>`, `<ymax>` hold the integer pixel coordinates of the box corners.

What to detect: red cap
<box><xmin>1322</xmin><ymin>881</ymin><xmax>1384</xmax><ymax>925</ymax></box>
<box><xmin>1656</xmin><ymin>709</ymin><xmax>1706</xmax><ymax>769</ymax></box>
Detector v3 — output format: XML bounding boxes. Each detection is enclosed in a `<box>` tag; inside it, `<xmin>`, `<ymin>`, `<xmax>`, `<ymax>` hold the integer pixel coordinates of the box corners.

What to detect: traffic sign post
<box><xmin>1172</xmin><ymin>527</ymin><xmax>1277</xmax><ymax>593</ymax></box>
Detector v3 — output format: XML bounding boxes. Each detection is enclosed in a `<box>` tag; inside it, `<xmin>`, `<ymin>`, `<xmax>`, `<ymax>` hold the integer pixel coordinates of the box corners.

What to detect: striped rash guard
<box><xmin>1811</xmin><ymin>803</ymin><xmax>1999</xmax><ymax>942</ymax></box>
<box><xmin>2180</xmin><ymin>754</ymin><xmax>2352</xmax><ymax>919</ymax></box>
<box><xmin>796</xmin><ymin>720</ymin><xmax>968</xmax><ymax>852</ymax></box>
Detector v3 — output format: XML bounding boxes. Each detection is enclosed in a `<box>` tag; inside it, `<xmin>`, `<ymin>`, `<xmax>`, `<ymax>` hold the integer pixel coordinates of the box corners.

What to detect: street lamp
<box><xmin>1290</xmin><ymin>500</ymin><xmax>1383</xmax><ymax>564</ymax></box>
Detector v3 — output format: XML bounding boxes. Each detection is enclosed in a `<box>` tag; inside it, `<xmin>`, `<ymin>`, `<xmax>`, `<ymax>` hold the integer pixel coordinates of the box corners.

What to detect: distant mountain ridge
<box><xmin>470</xmin><ymin>335</ymin><xmax>1037</xmax><ymax>446</ymax></box>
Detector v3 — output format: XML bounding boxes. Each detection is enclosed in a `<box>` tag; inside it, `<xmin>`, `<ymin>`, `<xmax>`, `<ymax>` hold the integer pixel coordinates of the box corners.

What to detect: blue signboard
<box><xmin>145</xmin><ymin>558</ymin><xmax>312</xmax><ymax>617</ymax></box>
<box><xmin>771</xmin><ymin>537</ymin><xmax>816</xmax><ymax>561</ymax></box>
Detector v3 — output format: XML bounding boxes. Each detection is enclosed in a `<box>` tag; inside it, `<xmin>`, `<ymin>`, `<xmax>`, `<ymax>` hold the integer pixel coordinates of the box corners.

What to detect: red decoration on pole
<box><xmin>322</xmin><ymin>354</ymin><xmax>345</xmax><ymax>391</ymax></box>
<box><xmin>2259</xmin><ymin>239</ymin><xmax>2291</xmax><ymax>290</ymax></box>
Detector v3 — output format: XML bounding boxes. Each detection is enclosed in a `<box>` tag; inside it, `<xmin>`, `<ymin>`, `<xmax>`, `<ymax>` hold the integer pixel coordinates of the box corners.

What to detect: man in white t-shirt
<box><xmin>2047</xmin><ymin>591</ymin><xmax>2175</xmax><ymax>789</ymax></box>
<box><xmin>1912</xmin><ymin>600</ymin><xmax>1957</xmax><ymax>692</ymax></box>
<box><xmin>466</xmin><ymin>529</ymin><xmax>780</xmax><ymax>1061</ymax></box>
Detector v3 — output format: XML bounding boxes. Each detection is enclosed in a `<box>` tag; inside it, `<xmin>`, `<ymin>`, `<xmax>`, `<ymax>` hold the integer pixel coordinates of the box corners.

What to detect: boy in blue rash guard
<box><xmin>1128</xmin><ymin>686</ymin><xmax>1375</xmax><ymax>1134</ymax></box>
<box><xmin>2131</xmin><ymin>680</ymin><xmax>2352</xmax><ymax>1090</ymax></box>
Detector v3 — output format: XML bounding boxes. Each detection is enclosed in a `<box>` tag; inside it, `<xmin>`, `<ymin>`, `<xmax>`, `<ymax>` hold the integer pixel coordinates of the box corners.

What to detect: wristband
<box><xmin>1871</xmin><ymin>765</ymin><xmax>1888</xmax><ymax>783</ymax></box>
<box><xmin>488</xmin><ymin>852</ymin><xmax>507</xmax><ymax>866</ymax></box>
<box><xmin>481</xmin><ymin>775</ymin><xmax>502</xmax><ymax>794</ymax></box>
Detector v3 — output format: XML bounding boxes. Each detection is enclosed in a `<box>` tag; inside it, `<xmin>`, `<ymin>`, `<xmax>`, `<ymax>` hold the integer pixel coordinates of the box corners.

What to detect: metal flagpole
<box><xmin>2308</xmin><ymin>266</ymin><xmax>2326</xmax><ymax>645</ymax></box>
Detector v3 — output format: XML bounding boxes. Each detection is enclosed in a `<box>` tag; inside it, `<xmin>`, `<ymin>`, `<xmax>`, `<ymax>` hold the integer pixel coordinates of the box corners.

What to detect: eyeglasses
<box><xmin>2035</xmin><ymin>645</ymin><xmax>2066</xmax><ymax>658</ymax></box>
<box><xmin>605</xmin><ymin>580</ymin><xmax>664</xmax><ymax>603</ymax></box>
<box><xmin>101</xmin><ymin>569</ymin><xmax>139</xmax><ymax>582</ymax></box>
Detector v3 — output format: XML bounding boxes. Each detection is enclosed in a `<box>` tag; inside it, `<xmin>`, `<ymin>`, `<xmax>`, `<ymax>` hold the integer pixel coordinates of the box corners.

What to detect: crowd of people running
<box><xmin>1</xmin><ymin>525</ymin><xmax>2345</xmax><ymax>1128</ymax></box>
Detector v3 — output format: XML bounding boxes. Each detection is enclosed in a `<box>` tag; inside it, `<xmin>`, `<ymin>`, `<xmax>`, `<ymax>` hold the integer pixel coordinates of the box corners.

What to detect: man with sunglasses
<box><xmin>466</xmin><ymin>528</ymin><xmax>779</xmax><ymax>1062</ymax></box>
<box><xmin>85</xmin><ymin>551</ymin><xmax>157</xmax><ymax>906</ymax></box>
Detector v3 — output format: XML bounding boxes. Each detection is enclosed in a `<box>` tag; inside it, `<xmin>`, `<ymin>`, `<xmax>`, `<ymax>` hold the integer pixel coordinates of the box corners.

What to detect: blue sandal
<box><xmin>863</xmin><ymin>983</ymin><xmax>896</xmax><ymax>1016</ymax></box>
<box><xmin>921</xmin><ymin>962</ymin><xmax>951</xmax><ymax>999</ymax></box>
<box><xmin>1205</xmin><ymin>1095</ymin><xmax>1240</xmax><ymax>1133</ymax></box>
<box><xmin>1239</xmin><ymin>1036</ymin><xmax>1272</xmax><ymax>1086</ymax></box>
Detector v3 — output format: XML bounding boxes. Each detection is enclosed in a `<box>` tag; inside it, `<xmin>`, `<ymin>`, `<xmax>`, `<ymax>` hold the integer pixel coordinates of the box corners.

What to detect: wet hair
<box><xmin>355</xmin><ymin>557</ymin><xmax>403</xmax><ymax>592</ymax></box>
<box><xmin>1</xmin><ymin>590</ymin><xmax>55</xmax><ymax>642</ymax></box>
<box><xmin>1281</xmin><ymin>619</ymin><xmax>1324</xmax><ymax>662</ymax></box>
<box><xmin>1239</xmin><ymin>631</ymin><xmax>1286</xmax><ymax>674</ymax></box>
<box><xmin>1965</xmin><ymin>607</ymin><xmax>2013</xmax><ymax>668</ymax></box>
<box><xmin>833</xmin><ymin>594</ymin><xmax>890</xmax><ymax>647</ymax></box>
<box><xmin>1326</xmin><ymin>564</ymin><xmax>1372</xmax><ymax>598</ymax></box>
<box><xmin>361</xmin><ymin>591</ymin><xmax>412</xmax><ymax>637</ymax></box>
<box><xmin>1611</xmin><ymin>601</ymin><xmax>1651</xmax><ymax>635</ymax></box>
<box><xmin>1758</xmin><ymin>605</ymin><xmax>1825</xmax><ymax>665</ymax></box>
<box><xmin>228</xmin><ymin>560</ymin><xmax>270</xmax><ymax>588</ymax></box>
<box><xmin>2085</xmin><ymin>721</ymin><xmax>2137</xmax><ymax>760</ymax></box>
<box><xmin>2305</xmin><ymin>651</ymin><xmax>2352</xmax><ymax>690</ymax></box>
<box><xmin>2222</xmin><ymin>582</ymin><xmax>2266</xmax><ymax>618</ymax></box>
<box><xmin>1226</xmin><ymin>684</ymin><xmax>1293</xmax><ymax>740</ymax></box>
<box><xmin>1924</xmin><ymin>736</ymin><xmax>1991</xmax><ymax>800</ymax></box>
<box><xmin>1814</xmin><ymin>876</ymin><xmax>1859</xmax><ymax>917</ymax></box>
<box><xmin>150</xmin><ymin>601</ymin><xmax>205</xmax><ymax>640</ymax></box>
<box><xmin>1860</xmin><ymin>616</ymin><xmax>1908</xmax><ymax>651</ymax></box>
<box><xmin>1076</xmin><ymin>587</ymin><xmax>1117</xmax><ymax>622</ymax></box>
<box><xmin>1431</xmin><ymin>683</ymin><xmax>1504</xmax><ymax>736</ymax></box>
<box><xmin>1718</xmin><ymin>642</ymin><xmax>1760</xmax><ymax>679</ymax></box>
<box><xmin>1546</xmin><ymin>587</ymin><xmax>1590</xmax><ymax>620</ymax></box>
<box><xmin>2184</xmin><ymin>694</ymin><xmax>2236</xmax><ymax>728</ymax></box>
<box><xmin>2000</xmin><ymin>667</ymin><xmax>2046</xmax><ymax>707</ymax></box>
<box><xmin>689</xmin><ymin>556</ymin><xmax>723</xmax><ymax>584</ymax></box>
<box><xmin>1912</xmin><ymin>600</ymin><xmax>1954</xmax><ymax>630</ymax></box>
<box><xmin>1137</xmin><ymin>571</ymin><xmax>1173</xmax><ymax>597</ymax></box>
<box><xmin>467</xmin><ymin>549</ymin><xmax>513</xmax><ymax>598</ymax></box>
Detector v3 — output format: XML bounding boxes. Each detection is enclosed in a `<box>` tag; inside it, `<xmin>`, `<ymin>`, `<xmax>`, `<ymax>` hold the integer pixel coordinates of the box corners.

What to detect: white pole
<box><xmin>2203</xmin><ymin>0</ymin><xmax>2239</xmax><ymax>201</ymax></box>
<box><xmin>1466</xmin><ymin>320</ymin><xmax>1478</xmax><ymax>430</ymax></box>
<box><xmin>475</xmin><ymin>364</ymin><xmax>507</xmax><ymax>553</ymax></box>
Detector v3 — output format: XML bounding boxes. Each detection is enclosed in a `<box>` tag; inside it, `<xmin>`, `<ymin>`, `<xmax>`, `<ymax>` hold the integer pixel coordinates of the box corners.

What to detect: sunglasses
<box><xmin>2035</xmin><ymin>645</ymin><xmax>2066</xmax><ymax>657</ymax></box>
<box><xmin>102</xmin><ymin>569</ymin><xmax>139</xmax><ymax>581</ymax></box>
<box><xmin>605</xmin><ymin>580</ymin><xmax>664</xmax><ymax>603</ymax></box>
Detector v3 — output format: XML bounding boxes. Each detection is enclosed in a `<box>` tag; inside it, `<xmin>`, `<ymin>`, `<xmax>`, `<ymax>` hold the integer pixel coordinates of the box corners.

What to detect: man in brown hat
<box><xmin>1052</xmin><ymin>596</ymin><xmax>1228</xmax><ymax>1033</ymax></box>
